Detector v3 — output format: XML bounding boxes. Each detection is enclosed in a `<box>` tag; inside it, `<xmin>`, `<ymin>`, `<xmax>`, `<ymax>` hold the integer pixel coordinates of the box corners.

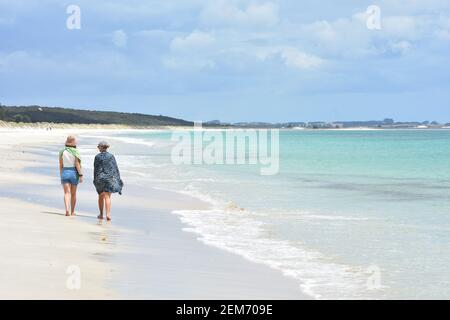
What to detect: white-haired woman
<box><xmin>93</xmin><ymin>141</ymin><xmax>123</xmax><ymax>221</ymax></box>
<box><xmin>59</xmin><ymin>135</ymin><xmax>83</xmax><ymax>216</ymax></box>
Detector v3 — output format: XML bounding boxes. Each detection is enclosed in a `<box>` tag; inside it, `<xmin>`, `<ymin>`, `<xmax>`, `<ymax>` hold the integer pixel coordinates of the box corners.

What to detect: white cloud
<box><xmin>112</xmin><ymin>29</ymin><xmax>127</xmax><ymax>48</ymax></box>
<box><xmin>376</xmin><ymin>0</ymin><xmax>450</xmax><ymax>16</ymax></box>
<box><xmin>389</xmin><ymin>40</ymin><xmax>413</xmax><ymax>55</ymax></box>
<box><xmin>135</xmin><ymin>29</ymin><xmax>175</xmax><ymax>39</ymax></box>
<box><xmin>255</xmin><ymin>46</ymin><xmax>323</xmax><ymax>70</ymax></box>
<box><xmin>0</xmin><ymin>51</ymin><xmax>28</xmax><ymax>71</ymax></box>
<box><xmin>163</xmin><ymin>56</ymin><xmax>215</xmax><ymax>70</ymax></box>
<box><xmin>382</xmin><ymin>16</ymin><xmax>421</xmax><ymax>39</ymax></box>
<box><xmin>200</xmin><ymin>1</ymin><xmax>279</xmax><ymax>27</ymax></box>
<box><xmin>298</xmin><ymin>13</ymin><xmax>376</xmax><ymax>58</ymax></box>
<box><xmin>435</xmin><ymin>28</ymin><xmax>450</xmax><ymax>40</ymax></box>
<box><xmin>288</xmin><ymin>11</ymin><xmax>445</xmax><ymax>58</ymax></box>
<box><xmin>304</xmin><ymin>20</ymin><xmax>338</xmax><ymax>43</ymax></box>
<box><xmin>165</xmin><ymin>31</ymin><xmax>217</xmax><ymax>70</ymax></box>
<box><xmin>434</xmin><ymin>15</ymin><xmax>450</xmax><ymax>40</ymax></box>
<box><xmin>170</xmin><ymin>31</ymin><xmax>215</xmax><ymax>51</ymax></box>
<box><xmin>279</xmin><ymin>47</ymin><xmax>323</xmax><ymax>69</ymax></box>
<box><xmin>0</xmin><ymin>49</ymin><xmax>137</xmax><ymax>78</ymax></box>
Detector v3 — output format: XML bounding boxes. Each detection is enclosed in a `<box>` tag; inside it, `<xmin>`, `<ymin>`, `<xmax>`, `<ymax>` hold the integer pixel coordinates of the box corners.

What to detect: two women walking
<box><xmin>59</xmin><ymin>136</ymin><xmax>123</xmax><ymax>221</ymax></box>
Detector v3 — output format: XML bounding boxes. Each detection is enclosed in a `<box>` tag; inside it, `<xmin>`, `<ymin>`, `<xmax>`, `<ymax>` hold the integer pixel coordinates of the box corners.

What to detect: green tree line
<box><xmin>0</xmin><ymin>105</ymin><xmax>193</xmax><ymax>126</ymax></box>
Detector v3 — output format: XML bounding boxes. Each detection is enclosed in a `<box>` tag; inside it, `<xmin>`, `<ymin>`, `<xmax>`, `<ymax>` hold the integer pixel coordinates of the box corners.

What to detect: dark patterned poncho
<box><xmin>93</xmin><ymin>152</ymin><xmax>123</xmax><ymax>195</ymax></box>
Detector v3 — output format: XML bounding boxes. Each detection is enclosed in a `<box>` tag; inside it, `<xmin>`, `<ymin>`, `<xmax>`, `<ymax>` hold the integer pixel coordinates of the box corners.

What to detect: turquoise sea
<box><xmin>102</xmin><ymin>129</ymin><xmax>450</xmax><ymax>299</ymax></box>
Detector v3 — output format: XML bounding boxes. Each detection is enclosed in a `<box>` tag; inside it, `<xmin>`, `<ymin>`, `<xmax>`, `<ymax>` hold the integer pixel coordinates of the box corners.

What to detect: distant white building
<box><xmin>330</xmin><ymin>123</ymin><xmax>344</xmax><ymax>128</ymax></box>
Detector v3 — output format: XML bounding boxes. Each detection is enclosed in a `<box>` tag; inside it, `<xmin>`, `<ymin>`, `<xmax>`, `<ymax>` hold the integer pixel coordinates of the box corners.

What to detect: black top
<box><xmin>93</xmin><ymin>152</ymin><xmax>123</xmax><ymax>195</ymax></box>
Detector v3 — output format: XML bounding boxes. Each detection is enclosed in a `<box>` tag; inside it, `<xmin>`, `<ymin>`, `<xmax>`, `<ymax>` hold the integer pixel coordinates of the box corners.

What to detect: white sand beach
<box><xmin>0</xmin><ymin>126</ymin><xmax>307</xmax><ymax>299</ymax></box>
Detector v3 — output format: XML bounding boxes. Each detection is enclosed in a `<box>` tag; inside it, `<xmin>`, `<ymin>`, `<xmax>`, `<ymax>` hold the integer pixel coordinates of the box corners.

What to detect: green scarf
<box><xmin>59</xmin><ymin>147</ymin><xmax>82</xmax><ymax>167</ymax></box>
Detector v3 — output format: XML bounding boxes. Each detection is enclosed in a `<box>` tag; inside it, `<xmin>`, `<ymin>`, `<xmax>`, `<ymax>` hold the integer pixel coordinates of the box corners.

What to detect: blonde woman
<box><xmin>59</xmin><ymin>135</ymin><xmax>83</xmax><ymax>216</ymax></box>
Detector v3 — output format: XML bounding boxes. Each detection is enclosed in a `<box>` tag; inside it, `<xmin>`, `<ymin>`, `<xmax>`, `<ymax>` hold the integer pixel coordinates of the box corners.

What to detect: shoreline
<box><xmin>0</xmin><ymin>128</ymin><xmax>308</xmax><ymax>299</ymax></box>
<box><xmin>2</xmin><ymin>120</ymin><xmax>449</xmax><ymax>131</ymax></box>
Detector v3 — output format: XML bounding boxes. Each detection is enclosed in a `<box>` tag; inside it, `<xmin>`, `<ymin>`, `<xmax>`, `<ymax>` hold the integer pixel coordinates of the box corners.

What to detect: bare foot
<box><xmin>71</xmin><ymin>213</ymin><xmax>76</xmax><ymax>216</ymax></box>
<box><xmin>97</xmin><ymin>215</ymin><xmax>104</xmax><ymax>220</ymax></box>
<box><xmin>106</xmin><ymin>215</ymin><xmax>111</xmax><ymax>221</ymax></box>
<box><xmin>65</xmin><ymin>212</ymin><xmax>70</xmax><ymax>216</ymax></box>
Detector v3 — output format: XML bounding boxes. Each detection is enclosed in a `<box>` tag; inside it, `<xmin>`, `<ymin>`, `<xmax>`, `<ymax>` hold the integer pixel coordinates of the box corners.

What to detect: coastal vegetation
<box><xmin>1</xmin><ymin>105</ymin><xmax>193</xmax><ymax>126</ymax></box>
<box><xmin>0</xmin><ymin>103</ymin><xmax>6</xmax><ymax>120</ymax></box>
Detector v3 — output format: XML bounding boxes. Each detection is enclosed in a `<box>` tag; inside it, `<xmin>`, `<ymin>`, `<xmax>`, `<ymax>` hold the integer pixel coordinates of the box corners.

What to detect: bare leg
<box><xmin>63</xmin><ymin>184</ymin><xmax>71</xmax><ymax>216</ymax></box>
<box><xmin>98</xmin><ymin>193</ymin><xmax>104</xmax><ymax>219</ymax></box>
<box><xmin>104</xmin><ymin>192</ymin><xmax>112</xmax><ymax>221</ymax></box>
<box><xmin>70</xmin><ymin>185</ymin><xmax>78</xmax><ymax>216</ymax></box>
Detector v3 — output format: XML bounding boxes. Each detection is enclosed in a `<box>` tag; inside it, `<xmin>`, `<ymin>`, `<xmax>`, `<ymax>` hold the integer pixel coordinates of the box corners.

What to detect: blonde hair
<box><xmin>65</xmin><ymin>135</ymin><xmax>77</xmax><ymax>147</ymax></box>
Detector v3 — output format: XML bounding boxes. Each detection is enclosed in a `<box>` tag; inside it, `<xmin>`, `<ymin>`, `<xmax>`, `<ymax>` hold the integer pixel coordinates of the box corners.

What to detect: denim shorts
<box><xmin>61</xmin><ymin>167</ymin><xmax>79</xmax><ymax>185</ymax></box>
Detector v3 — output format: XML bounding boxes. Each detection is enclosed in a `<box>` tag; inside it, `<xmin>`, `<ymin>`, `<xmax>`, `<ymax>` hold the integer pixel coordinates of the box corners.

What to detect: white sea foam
<box><xmin>173</xmin><ymin>207</ymin><xmax>374</xmax><ymax>299</ymax></box>
<box><xmin>80</xmin><ymin>134</ymin><xmax>155</xmax><ymax>147</ymax></box>
<box><xmin>297</xmin><ymin>214</ymin><xmax>370</xmax><ymax>221</ymax></box>
<box><xmin>118</xmin><ymin>155</ymin><xmax>168</xmax><ymax>169</ymax></box>
<box><xmin>243</xmin><ymin>209</ymin><xmax>371</xmax><ymax>221</ymax></box>
<box><xmin>172</xmin><ymin>187</ymin><xmax>378</xmax><ymax>300</ymax></box>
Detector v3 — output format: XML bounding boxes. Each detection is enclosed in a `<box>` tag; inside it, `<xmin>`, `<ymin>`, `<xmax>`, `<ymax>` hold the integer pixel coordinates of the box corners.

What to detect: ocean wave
<box><xmin>118</xmin><ymin>158</ymin><xmax>168</xmax><ymax>169</ymax></box>
<box><xmin>80</xmin><ymin>134</ymin><xmax>155</xmax><ymax>147</ymax></box>
<box><xmin>172</xmin><ymin>206</ymin><xmax>375</xmax><ymax>299</ymax></box>
<box><xmin>172</xmin><ymin>187</ymin><xmax>378</xmax><ymax>299</ymax></box>
<box><xmin>238</xmin><ymin>209</ymin><xmax>371</xmax><ymax>221</ymax></box>
<box><xmin>298</xmin><ymin>214</ymin><xmax>370</xmax><ymax>221</ymax></box>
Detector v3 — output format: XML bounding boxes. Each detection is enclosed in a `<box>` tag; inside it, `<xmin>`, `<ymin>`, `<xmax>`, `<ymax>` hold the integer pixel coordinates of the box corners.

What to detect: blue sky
<box><xmin>1</xmin><ymin>0</ymin><xmax>450</xmax><ymax>122</ymax></box>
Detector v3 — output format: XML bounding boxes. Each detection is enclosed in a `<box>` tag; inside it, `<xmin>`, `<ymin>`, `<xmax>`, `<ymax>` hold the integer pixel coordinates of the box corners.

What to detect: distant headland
<box><xmin>0</xmin><ymin>105</ymin><xmax>192</xmax><ymax>127</ymax></box>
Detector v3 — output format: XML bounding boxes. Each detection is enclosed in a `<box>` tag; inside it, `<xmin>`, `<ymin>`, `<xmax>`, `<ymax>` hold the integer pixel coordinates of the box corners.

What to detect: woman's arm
<box><xmin>75</xmin><ymin>158</ymin><xmax>84</xmax><ymax>183</ymax></box>
<box><xmin>93</xmin><ymin>156</ymin><xmax>99</xmax><ymax>179</ymax></box>
<box><xmin>59</xmin><ymin>156</ymin><xmax>63</xmax><ymax>176</ymax></box>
